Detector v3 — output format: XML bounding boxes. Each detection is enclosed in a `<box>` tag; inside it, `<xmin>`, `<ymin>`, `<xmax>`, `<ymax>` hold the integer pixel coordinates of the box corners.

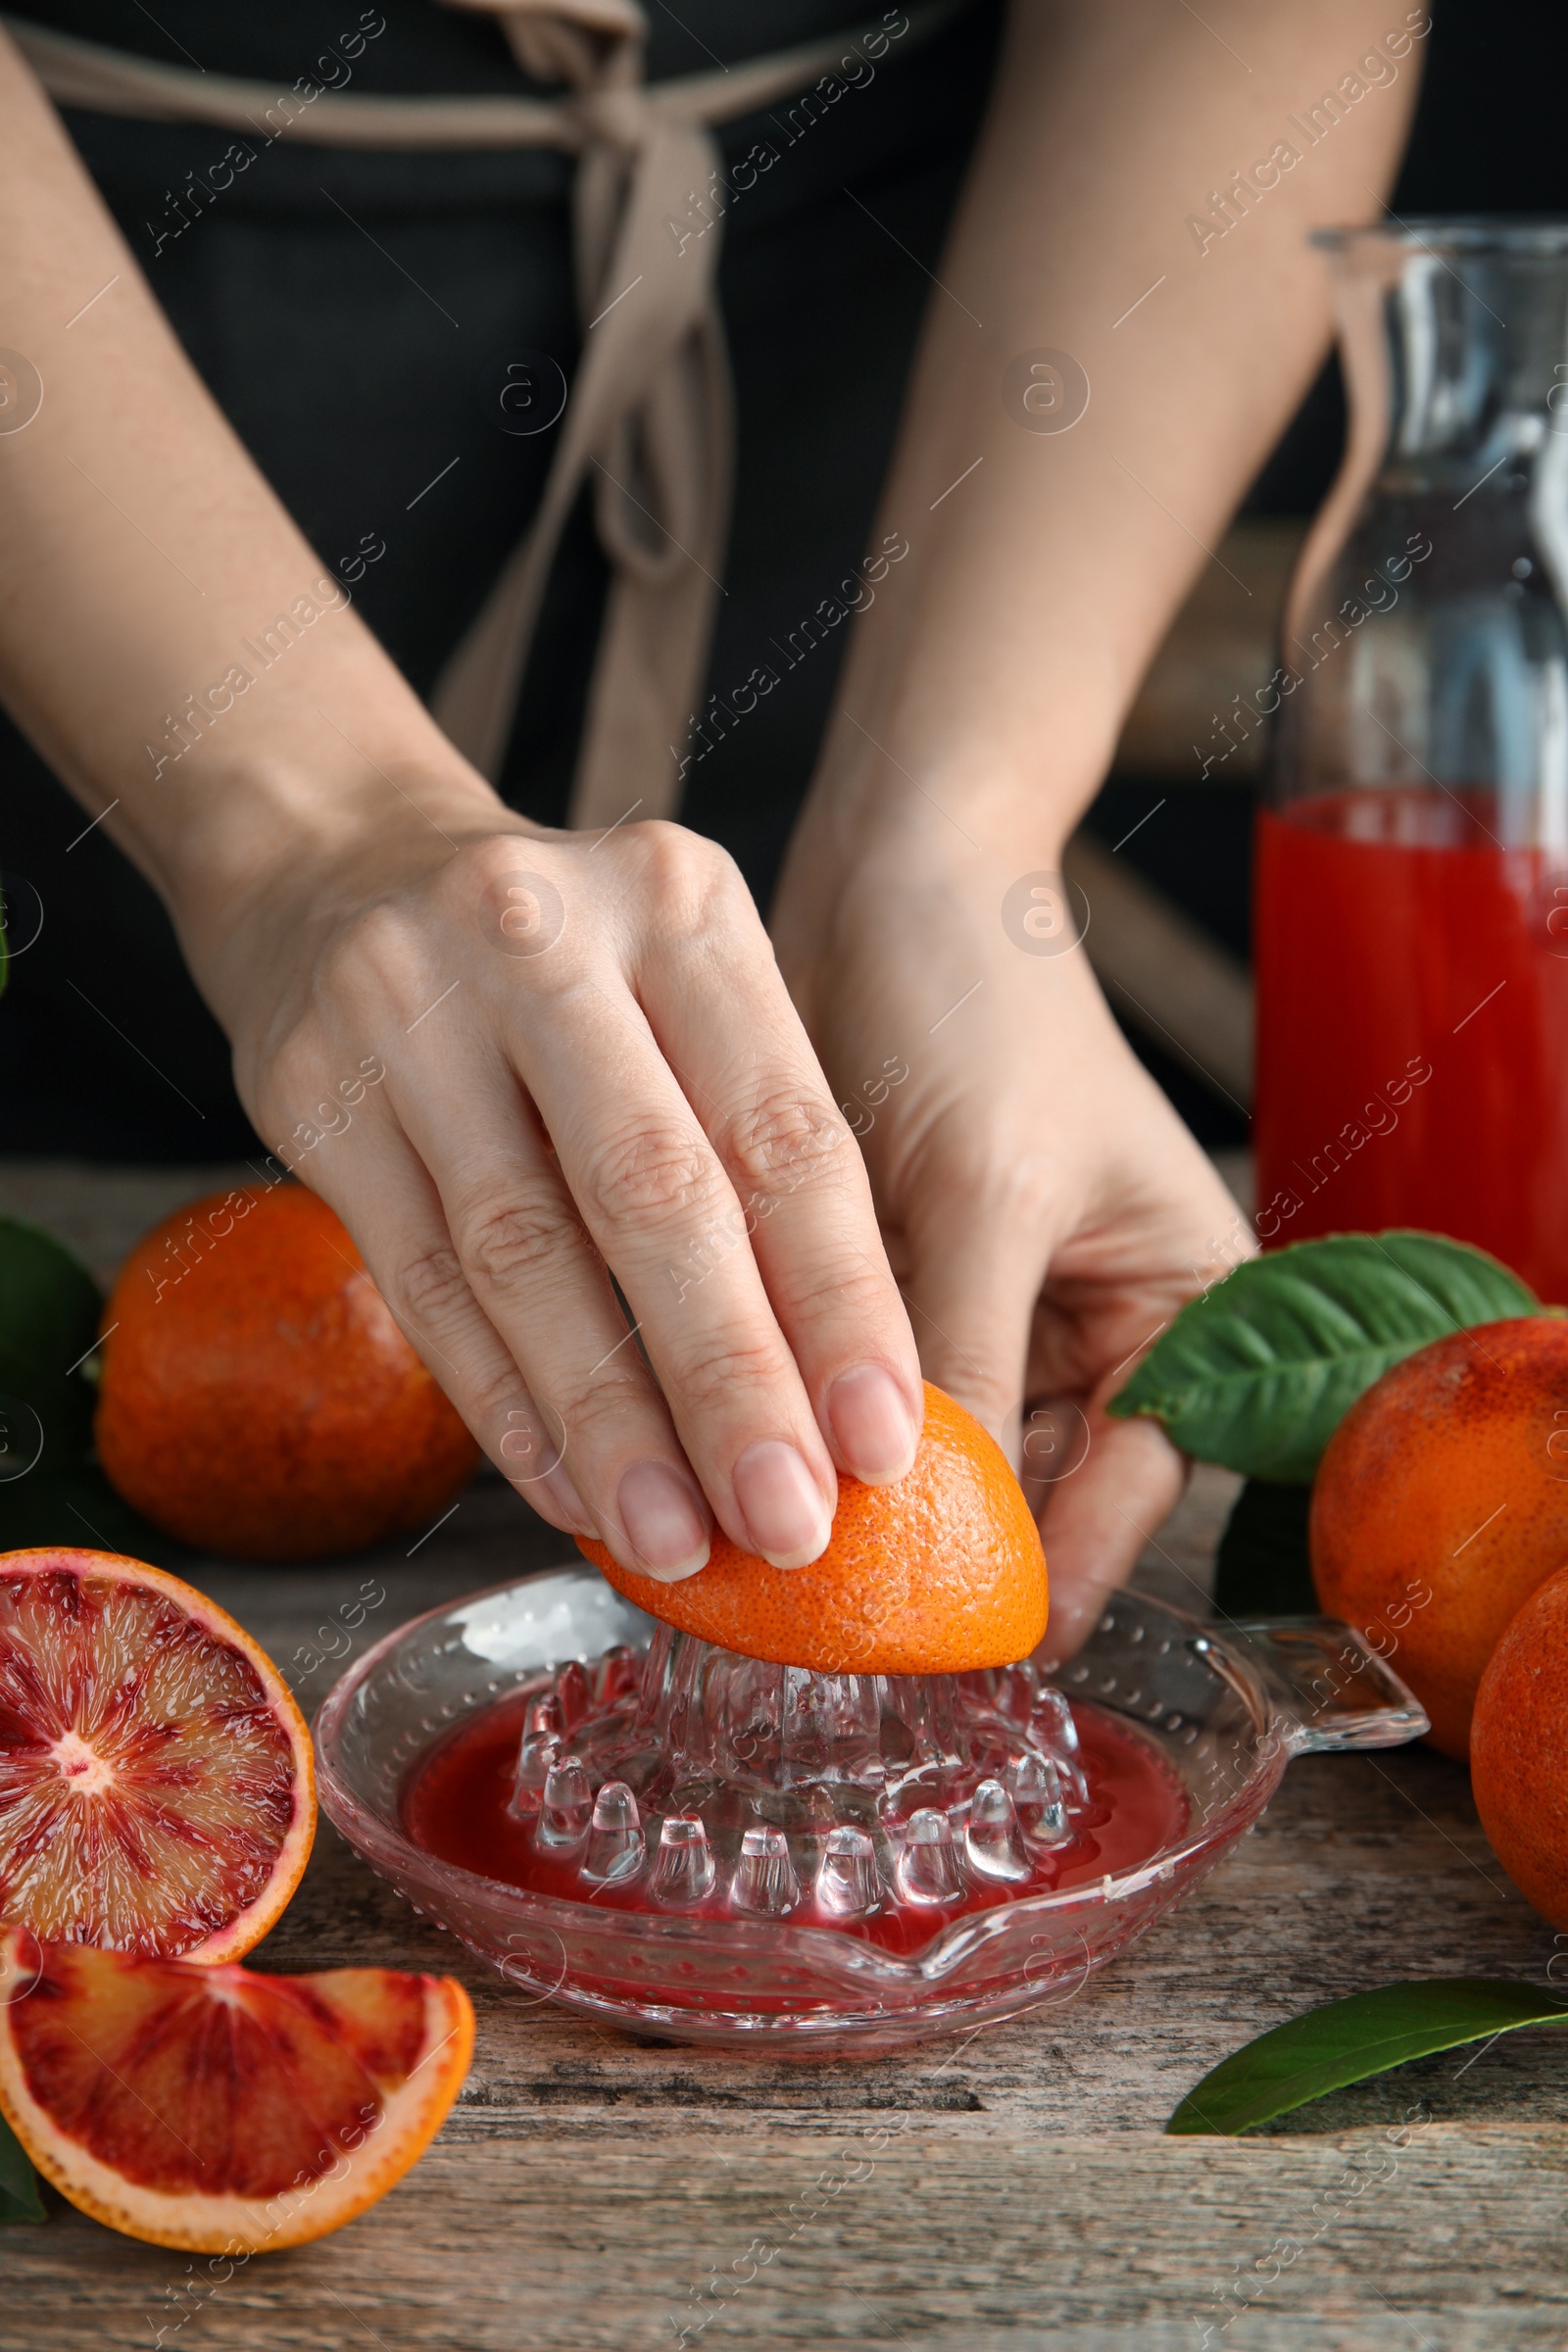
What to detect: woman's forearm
<box><xmin>0</xmin><ymin>33</ymin><xmax>502</xmax><ymax>998</ymax></box>
<box><xmin>808</xmin><ymin>0</ymin><xmax>1426</xmax><ymax>852</ymax></box>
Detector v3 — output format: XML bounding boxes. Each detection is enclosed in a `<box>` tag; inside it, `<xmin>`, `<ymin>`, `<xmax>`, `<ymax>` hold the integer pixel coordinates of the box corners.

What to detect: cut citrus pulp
<box><xmin>0</xmin><ymin>1930</ymin><xmax>473</xmax><ymax>2250</ymax></box>
<box><xmin>0</xmin><ymin>1548</ymin><xmax>313</xmax><ymax>1959</ymax></box>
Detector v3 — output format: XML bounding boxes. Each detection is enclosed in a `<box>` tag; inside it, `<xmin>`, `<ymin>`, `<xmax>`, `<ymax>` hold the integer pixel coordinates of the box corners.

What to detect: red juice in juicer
<box><xmin>1254</xmin><ymin>222</ymin><xmax>1568</xmax><ymax>1299</ymax></box>
<box><xmin>314</xmin><ymin>1568</ymin><xmax>1430</xmax><ymax>2049</ymax></box>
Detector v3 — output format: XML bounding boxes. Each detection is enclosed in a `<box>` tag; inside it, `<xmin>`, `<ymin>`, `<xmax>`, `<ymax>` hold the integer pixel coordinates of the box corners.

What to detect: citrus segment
<box><xmin>0</xmin><ymin>1548</ymin><xmax>313</xmax><ymax>1959</ymax></box>
<box><xmin>0</xmin><ymin>1930</ymin><xmax>473</xmax><ymax>2250</ymax></box>
<box><xmin>95</xmin><ymin>1184</ymin><xmax>478</xmax><ymax>1560</ymax></box>
<box><xmin>578</xmin><ymin>1384</ymin><xmax>1048</xmax><ymax>1674</ymax></box>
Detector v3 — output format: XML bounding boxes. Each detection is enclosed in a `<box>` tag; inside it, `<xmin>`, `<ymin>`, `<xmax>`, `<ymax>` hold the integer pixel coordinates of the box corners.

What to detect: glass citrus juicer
<box><xmin>316</xmin><ymin>1567</ymin><xmax>1426</xmax><ymax>2052</ymax></box>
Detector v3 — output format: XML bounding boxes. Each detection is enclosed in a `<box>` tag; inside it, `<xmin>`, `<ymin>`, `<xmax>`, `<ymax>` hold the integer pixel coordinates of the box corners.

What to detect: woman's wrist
<box><xmin>784</xmin><ymin>738</ymin><xmax>1092</xmax><ymax>912</ymax></box>
<box><xmin>146</xmin><ymin>725</ymin><xmax>520</xmax><ymax>1014</ymax></box>
<box><xmin>798</xmin><ymin>683</ymin><xmax>1118</xmax><ymax>877</ymax></box>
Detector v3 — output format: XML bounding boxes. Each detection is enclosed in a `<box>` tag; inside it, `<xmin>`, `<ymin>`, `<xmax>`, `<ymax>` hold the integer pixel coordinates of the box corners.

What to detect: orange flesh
<box><xmin>0</xmin><ymin>1565</ymin><xmax>300</xmax><ymax>1955</ymax></box>
<box><xmin>11</xmin><ymin>1943</ymin><xmax>430</xmax><ymax>2198</ymax></box>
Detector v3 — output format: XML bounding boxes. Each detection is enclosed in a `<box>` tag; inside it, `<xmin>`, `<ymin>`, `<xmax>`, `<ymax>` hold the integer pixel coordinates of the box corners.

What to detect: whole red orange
<box><xmin>96</xmin><ymin>1185</ymin><xmax>477</xmax><ymax>1559</ymax></box>
<box><xmin>1472</xmin><ymin>1563</ymin><xmax>1568</xmax><ymax>1929</ymax></box>
<box><xmin>1311</xmin><ymin>1316</ymin><xmax>1568</xmax><ymax>1759</ymax></box>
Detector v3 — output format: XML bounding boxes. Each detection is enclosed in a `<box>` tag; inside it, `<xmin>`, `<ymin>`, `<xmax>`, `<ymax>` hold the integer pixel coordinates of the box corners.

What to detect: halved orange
<box><xmin>0</xmin><ymin>1930</ymin><xmax>473</xmax><ymax>2250</ymax></box>
<box><xmin>579</xmin><ymin>1383</ymin><xmax>1049</xmax><ymax>1674</ymax></box>
<box><xmin>0</xmin><ymin>1548</ymin><xmax>313</xmax><ymax>1959</ymax></box>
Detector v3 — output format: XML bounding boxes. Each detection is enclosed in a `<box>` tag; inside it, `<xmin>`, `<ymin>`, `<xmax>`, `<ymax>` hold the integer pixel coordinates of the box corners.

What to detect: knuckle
<box><xmin>552</xmin><ymin>1361</ymin><xmax>660</xmax><ymax>1446</ymax></box>
<box><xmin>625</xmin><ymin>822</ymin><xmax>745</xmax><ymax>939</ymax></box>
<box><xmin>317</xmin><ymin>900</ymin><xmax>417</xmax><ymax>1001</ymax></box>
<box><xmin>721</xmin><ymin>1086</ymin><xmax>847</xmax><ymax>1198</ymax></box>
<box><xmin>672</xmin><ymin>1331</ymin><xmax>788</xmax><ymax>1426</ymax></box>
<box><xmin>773</xmin><ymin>1254</ymin><xmax>892</xmax><ymax>1328</ymax></box>
<box><xmin>464</xmin><ymin>1359</ymin><xmax>539</xmax><ymax>1438</ymax></box>
<box><xmin>391</xmin><ymin>1242</ymin><xmax>472</xmax><ymax>1328</ymax></box>
<box><xmin>453</xmin><ymin>1189</ymin><xmax>584</xmax><ymax>1293</ymax></box>
<box><xmin>581</xmin><ymin>1118</ymin><xmax>723</xmax><ymax>1229</ymax></box>
<box><xmin>253</xmin><ymin>1022</ymin><xmax>327</xmax><ymax>1122</ymax></box>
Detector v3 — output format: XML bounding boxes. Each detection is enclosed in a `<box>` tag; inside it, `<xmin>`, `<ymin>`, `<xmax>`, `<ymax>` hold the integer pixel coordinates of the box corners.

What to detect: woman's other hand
<box><xmin>774</xmin><ymin>801</ymin><xmax>1250</xmax><ymax>1655</ymax></box>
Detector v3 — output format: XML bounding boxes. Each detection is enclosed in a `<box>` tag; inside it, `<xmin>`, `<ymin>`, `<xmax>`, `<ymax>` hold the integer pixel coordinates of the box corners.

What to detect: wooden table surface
<box><xmin>4</xmin><ymin>1161</ymin><xmax>1567</xmax><ymax>2352</ymax></box>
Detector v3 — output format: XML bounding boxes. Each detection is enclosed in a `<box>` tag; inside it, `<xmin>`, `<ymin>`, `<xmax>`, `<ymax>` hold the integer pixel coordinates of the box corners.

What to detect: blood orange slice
<box><xmin>0</xmin><ymin>1548</ymin><xmax>313</xmax><ymax>1959</ymax></box>
<box><xmin>0</xmin><ymin>1930</ymin><xmax>473</xmax><ymax>2249</ymax></box>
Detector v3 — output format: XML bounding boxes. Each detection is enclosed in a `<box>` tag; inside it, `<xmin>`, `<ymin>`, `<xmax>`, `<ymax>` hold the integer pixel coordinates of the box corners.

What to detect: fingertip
<box><xmin>825</xmin><ymin>1361</ymin><xmax>921</xmax><ymax>1485</ymax></box>
<box><xmin>613</xmin><ymin>1459</ymin><xmax>712</xmax><ymax>1580</ymax></box>
<box><xmin>515</xmin><ymin>1459</ymin><xmax>600</xmax><ymax>1543</ymax></box>
<box><xmin>732</xmin><ymin>1439</ymin><xmax>834</xmax><ymax>1569</ymax></box>
<box><xmin>1041</xmin><ymin>1583</ymin><xmax>1104</xmax><ymax>1663</ymax></box>
<box><xmin>633</xmin><ymin>1541</ymin><xmax>710</xmax><ymax>1586</ymax></box>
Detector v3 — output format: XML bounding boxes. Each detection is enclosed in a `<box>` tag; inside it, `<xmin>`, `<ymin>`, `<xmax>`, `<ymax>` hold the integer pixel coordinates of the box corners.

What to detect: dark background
<box><xmin>1092</xmin><ymin>0</ymin><xmax>1568</xmax><ymax>1145</ymax></box>
<box><xmin>2</xmin><ymin>0</ymin><xmax>1563</xmax><ymax>1160</ymax></box>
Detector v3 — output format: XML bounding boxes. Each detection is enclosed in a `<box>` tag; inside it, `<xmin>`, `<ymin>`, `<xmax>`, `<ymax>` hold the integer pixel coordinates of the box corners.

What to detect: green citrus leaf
<box><xmin>1167</xmin><ymin>1979</ymin><xmax>1568</xmax><ymax>2134</ymax></box>
<box><xmin>1107</xmin><ymin>1231</ymin><xmax>1539</xmax><ymax>1482</ymax></box>
<box><xmin>0</xmin><ymin>2113</ymin><xmax>44</xmax><ymax>2224</ymax></box>
<box><xmin>0</xmin><ymin>1217</ymin><xmax>104</xmax><ymax>1470</ymax></box>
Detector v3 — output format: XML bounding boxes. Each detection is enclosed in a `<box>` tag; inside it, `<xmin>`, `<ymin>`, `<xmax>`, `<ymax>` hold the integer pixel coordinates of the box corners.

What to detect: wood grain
<box><xmin>1</xmin><ymin>1164</ymin><xmax>1562</xmax><ymax>2348</ymax></box>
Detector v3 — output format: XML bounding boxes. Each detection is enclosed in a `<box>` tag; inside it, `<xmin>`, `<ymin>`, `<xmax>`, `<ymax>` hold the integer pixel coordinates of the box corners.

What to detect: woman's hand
<box><xmin>205</xmin><ymin>796</ymin><xmax>925</xmax><ymax>1582</ymax></box>
<box><xmin>0</xmin><ymin>30</ymin><xmax>928</xmax><ymax>1587</ymax></box>
<box><xmin>773</xmin><ymin>803</ymin><xmax>1250</xmax><ymax>1655</ymax></box>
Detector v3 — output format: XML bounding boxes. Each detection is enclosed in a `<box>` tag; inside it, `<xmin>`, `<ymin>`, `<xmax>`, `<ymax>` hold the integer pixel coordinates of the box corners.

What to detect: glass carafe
<box><xmin>1254</xmin><ymin>221</ymin><xmax>1568</xmax><ymax>1300</ymax></box>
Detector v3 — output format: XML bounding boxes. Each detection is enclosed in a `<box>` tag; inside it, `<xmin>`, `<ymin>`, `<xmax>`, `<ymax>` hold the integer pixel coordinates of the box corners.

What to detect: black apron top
<box><xmin>0</xmin><ymin>1</ymin><xmax>1001</xmax><ymax>1156</ymax></box>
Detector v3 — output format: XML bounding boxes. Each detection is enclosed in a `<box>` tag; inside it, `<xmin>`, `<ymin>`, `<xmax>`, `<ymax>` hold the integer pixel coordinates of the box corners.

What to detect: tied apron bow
<box><xmin>7</xmin><ymin>0</ymin><xmax>964</xmax><ymax>827</ymax></box>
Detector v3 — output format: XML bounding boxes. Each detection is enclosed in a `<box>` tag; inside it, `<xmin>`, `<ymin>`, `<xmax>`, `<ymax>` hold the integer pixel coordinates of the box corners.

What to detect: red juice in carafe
<box><xmin>1253</xmin><ymin>788</ymin><xmax>1568</xmax><ymax>1299</ymax></box>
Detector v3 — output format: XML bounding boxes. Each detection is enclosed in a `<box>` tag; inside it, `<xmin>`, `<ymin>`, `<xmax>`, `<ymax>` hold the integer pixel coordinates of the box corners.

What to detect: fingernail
<box><xmin>616</xmin><ymin>1460</ymin><xmax>710</xmax><ymax>1582</ymax></box>
<box><xmin>733</xmin><ymin>1441</ymin><xmax>833</xmax><ymax>1569</ymax></box>
<box><xmin>826</xmin><ymin>1363</ymin><xmax>920</xmax><ymax>1485</ymax></box>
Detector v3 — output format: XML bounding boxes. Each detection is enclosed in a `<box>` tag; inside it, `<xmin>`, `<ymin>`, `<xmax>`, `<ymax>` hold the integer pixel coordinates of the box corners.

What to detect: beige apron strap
<box><xmin>3</xmin><ymin>16</ymin><xmax>577</xmax><ymax>145</ymax></box>
<box><xmin>6</xmin><ymin>0</ymin><xmax>970</xmax><ymax>828</ymax></box>
<box><xmin>434</xmin><ymin>1</ymin><xmax>979</xmax><ymax>825</ymax></box>
<box><xmin>431</xmin><ymin>2</ymin><xmax>732</xmax><ymax>826</ymax></box>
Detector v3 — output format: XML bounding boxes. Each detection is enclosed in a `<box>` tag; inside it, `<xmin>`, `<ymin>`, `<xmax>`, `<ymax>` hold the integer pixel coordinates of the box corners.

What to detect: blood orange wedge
<box><xmin>0</xmin><ymin>1548</ymin><xmax>313</xmax><ymax>1959</ymax></box>
<box><xmin>0</xmin><ymin>1930</ymin><xmax>473</xmax><ymax>2250</ymax></box>
<box><xmin>579</xmin><ymin>1383</ymin><xmax>1048</xmax><ymax>1674</ymax></box>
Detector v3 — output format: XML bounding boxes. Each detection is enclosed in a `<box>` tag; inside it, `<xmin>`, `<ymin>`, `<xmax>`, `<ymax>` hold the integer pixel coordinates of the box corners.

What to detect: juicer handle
<box><xmin>1199</xmin><ymin>1617</ymin><xmax>1430</xmax><ymax>1752</ymax></box>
